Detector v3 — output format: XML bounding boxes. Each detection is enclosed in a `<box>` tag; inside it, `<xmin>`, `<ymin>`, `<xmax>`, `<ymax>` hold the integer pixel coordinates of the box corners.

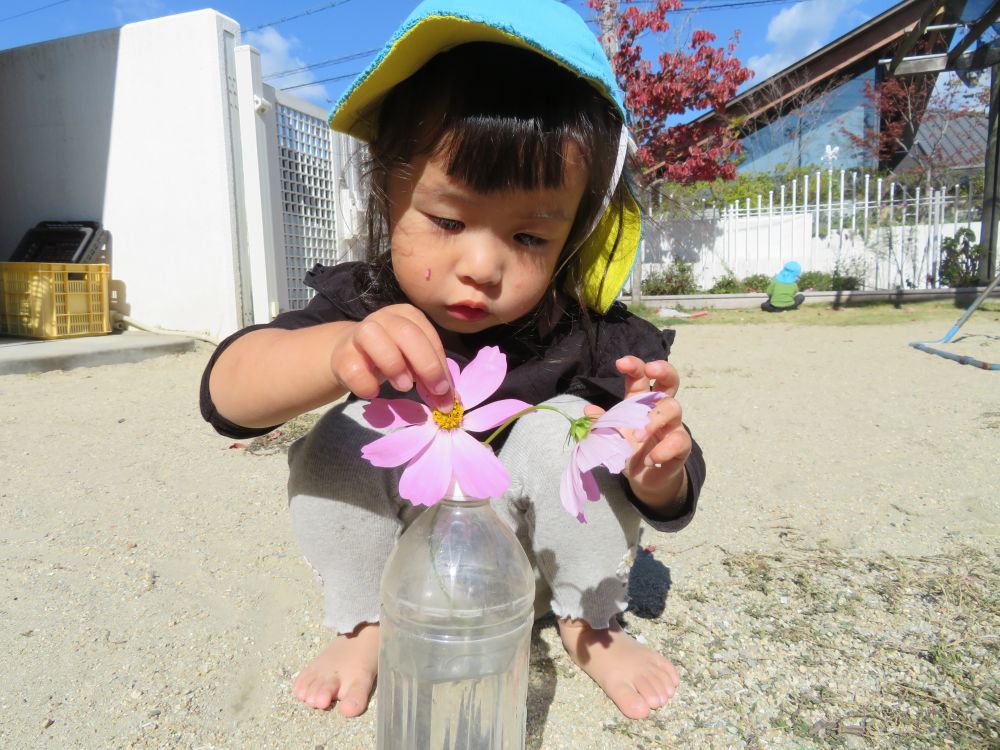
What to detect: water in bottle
<box><xmin>377</xmin><ymin>493</ymin><xmax>535</xmax><ymax>749</ymax></box>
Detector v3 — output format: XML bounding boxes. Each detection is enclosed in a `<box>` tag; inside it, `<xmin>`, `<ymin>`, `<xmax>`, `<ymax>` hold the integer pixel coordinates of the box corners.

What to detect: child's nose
<box><xmin>455</xmin><ymin>235</ymin><xmax>503</xmax><ymax>287</ymax></box>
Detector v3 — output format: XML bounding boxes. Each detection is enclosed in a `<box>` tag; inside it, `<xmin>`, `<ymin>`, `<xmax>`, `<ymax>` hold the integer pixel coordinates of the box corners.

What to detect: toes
<box><xmin>306</xmin><ymin>679</ymin><xmax>337</xmax><ymax>710</ymax></box>
<box><xmin>616</xmin><ymin>689</ymin><xmax>652</xmax><ymax>720</ymax></box>
<box><xmin>336</xmin><ymin>678</ymin><xmax>375</xmax><ymax>718</ymax></box>
<box><xmin>634</xmin><ymin>674</ymin><xmax>668</xmax><ymax>710</ymax></box>
<box><xmin>656</xmin><ymin>657</ymin><xmax>680</xmax><ymax>690</ymax></box>
<box><xmin>292</xmin><ymin>670</ymin><xmax>312</xmax><ymax>702</ymax></box>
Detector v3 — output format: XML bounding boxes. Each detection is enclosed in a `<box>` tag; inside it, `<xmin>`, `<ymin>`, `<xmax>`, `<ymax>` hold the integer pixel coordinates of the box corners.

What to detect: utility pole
<box><xmin>599</xmin><ymin>1</ymin><xmax>642</xmax><ymax>303</ymax></box>
<box><xmin>597</xmin><ymin>0</ymin><xmax>619</xmax><ymax>60</ymax></box>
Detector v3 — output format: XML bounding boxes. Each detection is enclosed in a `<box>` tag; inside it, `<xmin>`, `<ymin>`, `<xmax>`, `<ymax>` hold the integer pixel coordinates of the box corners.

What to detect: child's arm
<box><xmin>208</xmin><ymin>304</ymin><xmax>453</xmax><ymax>429</ymax></box>
<box><xmin>591</xmin><ymin>356</ymin><xmax>692</xmax><ymax>518</ymax></box>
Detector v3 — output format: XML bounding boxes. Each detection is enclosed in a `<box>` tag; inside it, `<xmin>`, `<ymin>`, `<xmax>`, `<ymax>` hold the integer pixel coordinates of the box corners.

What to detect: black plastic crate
<box><xmin>11</xmin><ymin>221</ymin><xmax>111</xmax><ymax>265</ymax></box>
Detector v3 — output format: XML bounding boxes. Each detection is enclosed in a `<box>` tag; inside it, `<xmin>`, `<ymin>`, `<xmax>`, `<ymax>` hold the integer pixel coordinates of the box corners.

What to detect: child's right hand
<box><xmin>330</xmin><ymin>304</ymin><xmax>453</xmax><ymax>408</ymax></box>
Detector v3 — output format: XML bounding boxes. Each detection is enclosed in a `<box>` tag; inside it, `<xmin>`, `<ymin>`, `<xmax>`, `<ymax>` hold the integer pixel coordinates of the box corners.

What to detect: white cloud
<box><xmin>747</xmin><ymin>0</ymin><xmax>864</xmax><ymax>80</ymax></box>
<box><xmin>244</xmin><ymin>27</ymin><xmax>330</xmax><ymax>105</ymax></box>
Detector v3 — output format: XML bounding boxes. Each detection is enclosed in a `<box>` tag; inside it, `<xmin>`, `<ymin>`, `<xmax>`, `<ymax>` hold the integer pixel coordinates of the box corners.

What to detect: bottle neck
<box><xmin>438</xmin><ymin>497</ymin><xmax>491</xmax><ymax>510</ymax></box>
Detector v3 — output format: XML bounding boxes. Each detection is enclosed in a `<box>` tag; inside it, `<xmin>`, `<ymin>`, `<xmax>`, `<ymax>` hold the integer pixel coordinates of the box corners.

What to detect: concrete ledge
<box><xmin>0</xmin><ymin>331</ymin><xmax>197</xmax><ymax>375</ymax></box>
<box><xmin>637</xmin><ymin>286</ymin><xmax>1000</xmax><ymax>310</ymax></box>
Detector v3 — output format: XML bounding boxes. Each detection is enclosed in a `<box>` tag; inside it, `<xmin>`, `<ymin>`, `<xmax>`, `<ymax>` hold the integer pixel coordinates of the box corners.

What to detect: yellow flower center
<box><xmin>431</xmin><ymin>398</ymin><xmax>464</xmax><ymax>430</ymax></box>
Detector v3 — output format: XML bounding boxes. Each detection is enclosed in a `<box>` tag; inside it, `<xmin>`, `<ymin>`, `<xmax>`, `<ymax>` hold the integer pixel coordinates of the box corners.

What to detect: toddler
<box><xmin>202</xmin><ymin>0</ymin><xmax>705</xmax><ymax>722</ymax></box>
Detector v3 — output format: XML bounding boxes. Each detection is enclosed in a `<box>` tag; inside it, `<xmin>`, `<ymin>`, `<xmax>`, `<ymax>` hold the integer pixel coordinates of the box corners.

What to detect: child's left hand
<box><xmin>584</xmin><ymin>356</ymin><xmax>692</xmax><ymax>515</ymax></box>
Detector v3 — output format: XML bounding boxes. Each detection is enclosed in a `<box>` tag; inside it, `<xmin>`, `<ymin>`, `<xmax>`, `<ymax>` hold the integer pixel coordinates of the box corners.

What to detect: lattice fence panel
<box><xmin>276</xmin><ymin>103</ymin><xmax>341</xmax><ymax>310</ymax></box>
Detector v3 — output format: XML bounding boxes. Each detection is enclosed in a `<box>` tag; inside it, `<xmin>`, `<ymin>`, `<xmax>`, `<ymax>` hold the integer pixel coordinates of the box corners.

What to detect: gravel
<box><xmin>2</xmin><ymin>317</ymin><xmax>998</xmax><ymax>749</ymax></box>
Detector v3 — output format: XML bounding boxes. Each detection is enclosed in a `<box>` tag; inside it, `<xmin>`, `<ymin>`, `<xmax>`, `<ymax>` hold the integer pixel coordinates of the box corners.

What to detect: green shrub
<box><xmin>939</xmin><ymin>228</ymin><xmax>983</xmax><ymax>287</ymax></box>
<box><xmin>708</xmin><ymin>271</ymin><xmax>743</xmax><ymax>294</ymax></box>
<box><xmin>642</xmin><ymin>260</ymin><xmax>699</xmax><ymax>295</ymax></box>
<box><xmin>831</xmin><ymin>274</ymin><xmax>859</xmax><ymax>291</ymax></box>
<box><xmin>742</xmin><ymin>274</ymin><xmax>771</xmax><ymax>293</ymax></box>
<box><xmin>798</xmin><ymin>271</ymin><xmax>832</xmax><ymax>291</ymax></box>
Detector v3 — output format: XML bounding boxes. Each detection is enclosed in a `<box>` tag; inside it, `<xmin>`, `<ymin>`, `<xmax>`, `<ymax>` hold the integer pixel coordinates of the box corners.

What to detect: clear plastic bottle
<box><xmin>376</xmin><ymin>489</ymin><xmax>535</xmax><ymax>749</ymax></box>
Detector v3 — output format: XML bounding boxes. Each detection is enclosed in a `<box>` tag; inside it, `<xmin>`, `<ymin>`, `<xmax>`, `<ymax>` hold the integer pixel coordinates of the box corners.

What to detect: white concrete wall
<box><xmin>0</xmin><ymin>10</ymin><xmax>248</xmax><ymax>340</ymax></box>
<box><xmin>0</xmin><ymin>28</ymin><xmax>120</xmax><ymax>249</ymax></box>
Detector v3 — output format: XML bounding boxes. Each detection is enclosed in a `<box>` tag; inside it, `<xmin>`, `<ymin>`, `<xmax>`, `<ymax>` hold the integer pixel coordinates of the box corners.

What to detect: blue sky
<box><xmin>1</xmin><ymin>0</ymin><xmax>901</xmax><ymax>108</ymax></box>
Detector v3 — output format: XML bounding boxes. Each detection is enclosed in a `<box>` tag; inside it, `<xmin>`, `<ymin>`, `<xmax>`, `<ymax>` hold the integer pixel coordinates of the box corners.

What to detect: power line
<box><xmin>664</xmin><ymin>0</ymin><xmax>815</xmax><ymax>12</ymax></box>
<box><xmin>264</xmin><ymin>48</ymin><xmax>378</xmax><ymax>81</ymax></box>
<box><xmin>0</xmin><ymin>0</ymin><xmax>72</xmax><ymax>24</ymax></box>
<box><xmin>280</xmin><ymin>70</ymin><xmax>360</xmax><ymax>92</ymax></box>
<box><xmin>245</xmin><ymin>0</ymin><xmax>358</xmax><ymax>32</ymax></box>
<box><xmin>580</xmin><ymin>0</ymin><xmax>814</xmax><ymax>26</ymax></box>
<box><xmin>636</xmin><ymin>0</ymin><xmax>820</xmax><ymax>12</ymax></box>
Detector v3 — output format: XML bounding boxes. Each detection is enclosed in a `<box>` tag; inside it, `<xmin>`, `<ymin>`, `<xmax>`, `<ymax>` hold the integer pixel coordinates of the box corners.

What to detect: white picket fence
<box><xmin>644</xmin><ymin>170</ymin><xmax>985</xmax><ymax>291</ymax></box>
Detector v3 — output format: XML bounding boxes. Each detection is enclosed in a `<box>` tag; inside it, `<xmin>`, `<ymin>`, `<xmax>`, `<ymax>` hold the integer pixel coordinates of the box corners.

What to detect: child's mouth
<box><xmin>446</xmin><ymin>304</ymin><xmax>489</xmax><ymax>321</ymax></box>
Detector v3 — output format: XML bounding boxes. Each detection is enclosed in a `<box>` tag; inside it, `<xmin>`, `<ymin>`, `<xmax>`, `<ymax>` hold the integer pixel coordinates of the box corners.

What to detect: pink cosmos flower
<box><xmin>360</xmin><ymin>346</ymin><xmax>531</xmax><ymax>506</ymax></box>
<box><xmin>560</xmin><ymin>391</ymin><xmax>664</xmax><ymax>523</ymax></box>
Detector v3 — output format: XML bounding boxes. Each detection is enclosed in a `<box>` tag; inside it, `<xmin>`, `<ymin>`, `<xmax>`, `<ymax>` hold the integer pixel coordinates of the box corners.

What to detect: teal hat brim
<box><xmin>328</xmin><ymin>0</ymin><xmax>638</xmax><ymax>313</ymax></box>
<box><xmin>329</xmin><ymin>0</ymin><xmax>628</xmax><ymax>140</ymax></box>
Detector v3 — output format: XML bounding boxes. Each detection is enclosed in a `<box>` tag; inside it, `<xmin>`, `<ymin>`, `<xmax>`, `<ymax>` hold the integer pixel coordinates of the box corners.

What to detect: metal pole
<box><xmin>768</xmin><ymin>190</ymin><xmax>773</xmax><ymax>264</ymax></box>
<box><xmin>780</xmin><ymin>184</ymin><xmax>786</xmax><ymax>260</ymax></box>
<box><xmin>980</xmin><ymin>62</ymin><xmax>1000</xmax><ymax>283</ymax></box>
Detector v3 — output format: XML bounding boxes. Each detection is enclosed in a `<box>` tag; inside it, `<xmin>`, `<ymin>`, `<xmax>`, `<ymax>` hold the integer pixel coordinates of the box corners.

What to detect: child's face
<box><xmin>387</xmin><ymin>145</ymin><xmax>587</xmax><ymax>333</ymax></box>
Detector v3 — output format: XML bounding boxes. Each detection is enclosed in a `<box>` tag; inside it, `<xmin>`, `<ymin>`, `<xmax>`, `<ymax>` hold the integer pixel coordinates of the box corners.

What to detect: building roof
<box><xmin>896</xmin><ymin>109</ymin><xmax>989</xmax><ymax>171</ymax></box>
<box><xmin>694</xmin><ymin>0</ymin><xmax>954</xmax><ymax>134</ymax></box>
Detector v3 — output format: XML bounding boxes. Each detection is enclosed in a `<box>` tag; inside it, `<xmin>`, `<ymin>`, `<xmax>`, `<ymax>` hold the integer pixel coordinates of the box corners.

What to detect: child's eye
<box><xmin>514</xmin><ymin>233</ymin><xmax>546</xmax><ymax>248</ymax></box>
<box><xmin>430</xmin><ymin>216</ymin><xmax>463</xmax><ymax>231</ymax></box>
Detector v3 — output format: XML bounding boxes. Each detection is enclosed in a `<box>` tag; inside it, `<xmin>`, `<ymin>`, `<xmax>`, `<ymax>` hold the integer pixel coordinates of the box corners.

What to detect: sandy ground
<box><xmin>2</xmin><ymin>315</ymin><xmax>998</xmax><ymax>749</ymax></box>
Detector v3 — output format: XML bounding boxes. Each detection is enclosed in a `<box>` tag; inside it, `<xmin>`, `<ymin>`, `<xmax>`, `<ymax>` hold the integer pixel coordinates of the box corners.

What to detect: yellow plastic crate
<box><xmin>0</xmin><ymin>262</ymin><xmax>111</xmax><ymax>339</ymax></box>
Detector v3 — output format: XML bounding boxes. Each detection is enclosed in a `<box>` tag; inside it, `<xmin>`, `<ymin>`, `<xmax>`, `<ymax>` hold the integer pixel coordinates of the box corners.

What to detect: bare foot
<box><xmin>292</xmin><ymin>622</ymin><xmax>380</xmax><ymax>717</ymax></box>
<box><xmin>557</xmin><ymin>617</ymin><xmax>679</xmax><ymax>719</ymax></box>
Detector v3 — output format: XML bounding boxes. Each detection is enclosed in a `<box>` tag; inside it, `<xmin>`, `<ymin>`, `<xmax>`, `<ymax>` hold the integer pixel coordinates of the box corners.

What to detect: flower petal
<box><xmin>447</xmin><ymin>358</ymin><xmax>461</xmax><ymax>386</ymax></box>
<box><xmin>592</xmin><ymin>391</ymin><xmax>664</xmax><ymax>431</ymax></box>
<box><xmin>461</xmin><ymin>399</ymin><xmax>532</xmax><ymax>432</ymax></box>
<box><xmin>559</xmin><ymin>454</ymin><xmax>587</xmax><ymax>522</ymax></box>
<box><xmin>450</xmin><ymin>429</ymin><xmax>510</xmax><ymax>499</ymax></box>
<box><xmin>580</xmin><ymin>467</ymin><xmax>601</xmax><ymax>503</ymax></box>
<box><xmin>398</xmin><ymin>432</ymin><xmax>452</xmax><ymax>506</ymax></box>
<box><xmin>362</xmin><ymin>398</ymin><xmax>430</xmax><ymax>429</ymax></box>
<box><xmin>360</xmin><ymin>421</ymin><xmax>438</xmax><ymax>468</ymax></box>
<box><xmin>456</xmin><ymin>346</ymin><xmax>507</xmax><ymax>409</ymax></box>
<box><xmin>575</xmin><ymin>429</ymin><xmax>633</xmax><ymax>474</ymax></box>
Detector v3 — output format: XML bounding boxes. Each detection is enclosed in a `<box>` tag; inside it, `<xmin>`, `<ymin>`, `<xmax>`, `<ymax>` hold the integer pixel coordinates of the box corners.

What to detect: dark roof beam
<box><xmin>945</xmin><ymin>1</ymin><xmax>1000</xmax><ymax>68</ymax></box>
<box><xmin>888</xmin><ymin>1</ymin><xmax>947</xmax><ymax>73</ymax></box>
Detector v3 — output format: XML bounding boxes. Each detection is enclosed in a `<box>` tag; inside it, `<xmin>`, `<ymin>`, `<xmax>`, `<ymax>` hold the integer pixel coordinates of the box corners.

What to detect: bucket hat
<box><xmin>328</xmin><ymin>0</ymin><xmax>642</xmax><ymax>313</ymax></box>
<box><xmin>775</xmin><ymin>261</ymin><xmax>802</xmax><ymax>284</ymax></box>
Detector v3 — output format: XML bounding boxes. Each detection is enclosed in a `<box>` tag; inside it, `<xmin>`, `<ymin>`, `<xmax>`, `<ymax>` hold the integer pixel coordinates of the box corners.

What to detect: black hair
<box><xmin>356</xmin><ymin>42</ymin><xmax>630</xmax><ymax>329</ymax></box>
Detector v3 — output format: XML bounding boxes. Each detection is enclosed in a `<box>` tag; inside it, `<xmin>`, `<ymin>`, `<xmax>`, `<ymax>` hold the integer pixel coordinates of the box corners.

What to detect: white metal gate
<box><xmin>235</xmin><ymin>44</ymin><xmax>365</xmax><ymax>321</ymax></box>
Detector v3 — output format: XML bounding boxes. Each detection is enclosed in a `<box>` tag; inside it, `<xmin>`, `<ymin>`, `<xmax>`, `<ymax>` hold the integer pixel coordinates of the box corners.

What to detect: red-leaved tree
<box><xmin>589</xmin><ymin>0</ymin><xmax>753</xmax><ymax>183</ymax></box>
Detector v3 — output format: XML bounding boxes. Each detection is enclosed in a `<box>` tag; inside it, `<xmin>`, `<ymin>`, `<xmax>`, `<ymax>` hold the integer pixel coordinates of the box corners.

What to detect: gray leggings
<box><xmin>288</xmin><ymin>395</ymin><xmax>642</xmax><ymax>634</ymax></box>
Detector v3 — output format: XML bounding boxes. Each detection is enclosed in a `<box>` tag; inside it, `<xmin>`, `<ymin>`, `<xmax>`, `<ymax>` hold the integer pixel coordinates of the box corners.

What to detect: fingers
<box><xmin>334</xmin><ymin>306</ymin><xmax>453</xmax><ymax>405</ymax></box>
<box><xmin>616</xmin><ymin>357</ymin><xmax>680</xmax><ymax>398</ymax></box>
<box><xmin>646</xmin><ymin>360</ymin><xmax>680</xmax><ymax>398</ymax></box>
<box><xmin>616</xmin><ymin>355</ymin><xmax>650</xmax><ymax>397</ymax></box>
<box><xmin>631</xmin><ymin>396</ymin><xmax>690</xmax><ymax>468</ymax></box>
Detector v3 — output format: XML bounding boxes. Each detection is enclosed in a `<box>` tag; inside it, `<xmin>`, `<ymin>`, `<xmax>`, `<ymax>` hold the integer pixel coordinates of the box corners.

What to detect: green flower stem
<box><xmin>482</xmin><ymin>404</ymin><xmax>583</xmax><ymax>446</ymax></box>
